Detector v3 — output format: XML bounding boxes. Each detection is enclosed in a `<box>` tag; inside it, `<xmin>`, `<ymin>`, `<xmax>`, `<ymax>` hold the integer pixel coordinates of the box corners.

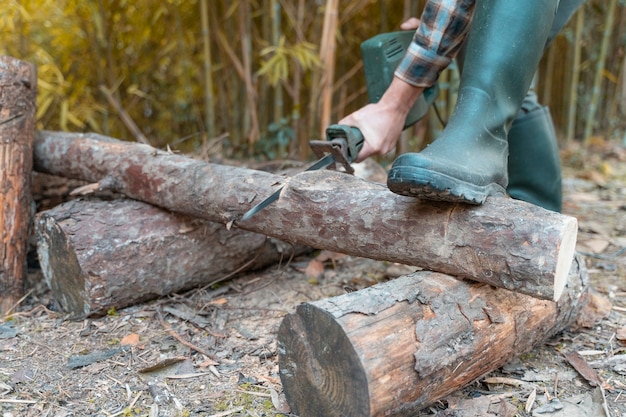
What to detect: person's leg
<box><xmin>387</xmin><ymin>0</ymin><xmax>559</xmax><ymax>204</ymax></box>
<box><xmin>507</xmin><ymin>0</ymin><xmax>585</xmax><ymax>212</ymax></box>
<box><xmin>507</xmin><ymin>89</ymin><xmax>562</xmax><ymax>212</ymax></box>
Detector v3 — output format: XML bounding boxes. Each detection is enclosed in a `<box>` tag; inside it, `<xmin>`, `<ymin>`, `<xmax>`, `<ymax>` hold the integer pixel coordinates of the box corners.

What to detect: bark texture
<box><xmin>278</xmin><ymin>256</ymin><xmax>589</xmax><ymax>417</ymax></box>
<box><xmin>36</xmin><ymin>198</ymin><xmax>304</xmax><ymax>317</ymax></box>
<box><xmin>0</xmin><ymin>57</ymin><xmax>37</xmax><ymax>313</ymax></box>
<box><xmin>33</xmin><ymin>131</ymin><xmax>578</xmax><ymax>301</ymax></box>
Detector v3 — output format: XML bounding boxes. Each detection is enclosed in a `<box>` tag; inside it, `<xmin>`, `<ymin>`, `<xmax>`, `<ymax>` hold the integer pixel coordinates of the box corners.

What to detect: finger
<box><xmin>400</xmin><ymin>17</ymin><xmax>420</xmax><ymax>30</ymax></box>
<box><xmin>355</xmin><ymin>139</ymin><xmax>374</xmax><ymax>163</ymax></box>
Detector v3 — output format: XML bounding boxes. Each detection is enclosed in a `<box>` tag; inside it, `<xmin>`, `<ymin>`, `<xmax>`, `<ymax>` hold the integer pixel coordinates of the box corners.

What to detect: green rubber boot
<box><xmin>507</xmin><ymin>104</ymin><xmax>562</xmax><ymax>212</ymax></box>
<box><xmin>387</xmin><ymin>0</ymin><xmax>559</xmax><ymax>204</ymax></box>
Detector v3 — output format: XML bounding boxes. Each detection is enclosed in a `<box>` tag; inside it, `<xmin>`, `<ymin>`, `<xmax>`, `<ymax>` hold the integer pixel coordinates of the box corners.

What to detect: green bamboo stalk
<box><xmin>565</xmin><ymin>7</ymin><xmax>583</xmax><ymax>144</ymax></box>
<box><xmin>378</xmin><ymin>0</ymin><xmax>388</xmax><ymax>32</ymax></box>
<box><xmin>584</xmin><ymin>0</ymin><xmax>618</xmax><ymax>143</ymax></box>
<box><xmin>305</xmin><ymin>1</ymin><xmax>325</xmax><ymax>157</ymax></box>
<box><xmin>318</xmin><ymin>0</ymin><xmax>339</xmax><ymax>138</ymax></box>
<box><xmin>542</xmin><ymin>43</ymin><xmax>556</xmax><ymax>107</ymax></box>
<box><xmin>200</xmin><ymin>0</ymin><xmax>216</xmax><ymax>140</ymax></box>
<box><xmin>603</xmin><ymin>5</ymin><xmax>626</xmax><ymax>138</ymax></box>
<box><xmin>289</xmin><ymin>0</ymin><xmax>306</xmax><ymax>158</ymax></box>
<box><xmin>212</xmin><ymin>5</ymin><xmax>242</xmax><ymax>146</ymax></box>
<box><xmin>239</xmin><ymin>0</ymin><xmax>260</xmax><ymax>147</ymax></box>
<box><xmin>271</xmin><ymin>0</ymin><xmax>285</xmax><ymax>156</ymax></box>
<box><xmin>622</xmin><ymin>56</ymin><xmax>626</xmax><ymax>136</ymax></box>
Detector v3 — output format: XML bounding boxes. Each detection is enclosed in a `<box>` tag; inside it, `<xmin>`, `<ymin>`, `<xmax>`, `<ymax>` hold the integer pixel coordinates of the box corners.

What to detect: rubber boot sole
<box><xmin>387</xmin><ymin>166</ymin><xmax>506</xmax><ymax>204</ymax></box>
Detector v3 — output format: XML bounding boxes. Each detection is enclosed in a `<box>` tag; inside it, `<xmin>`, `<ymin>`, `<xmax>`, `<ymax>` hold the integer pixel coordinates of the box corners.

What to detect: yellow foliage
<box><xmin>0</xmin><ymin>0</ymin><xmax>616</xmax><ymax>157</ymax></box>
<box><xmin>258</xmin><ymin>37</ymin><xmax>321</xmax><ymax>86</ymax></box>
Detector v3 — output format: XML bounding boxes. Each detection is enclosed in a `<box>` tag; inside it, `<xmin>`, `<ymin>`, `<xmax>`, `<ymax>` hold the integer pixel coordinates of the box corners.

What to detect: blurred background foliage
<box><xmin>1</xmin><ymin>0</ymin><xmax>625</xmax><ymax>163</ymax></box>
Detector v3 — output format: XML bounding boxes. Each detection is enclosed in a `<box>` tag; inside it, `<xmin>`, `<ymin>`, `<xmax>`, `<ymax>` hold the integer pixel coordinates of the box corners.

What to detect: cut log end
<box><xmin>278</xmin><ymin>306</ymin><xmax>370</xmax><ymax>417</ymax></box>
<box><xmin>36</xmin><ymin>215</ymin><xmax>88</xmax><ymax>315</ymax></box>
<box><xmin>553</xmin><ymin>217</ymin><xmax>579</xmax><ymax>302</ymax></box>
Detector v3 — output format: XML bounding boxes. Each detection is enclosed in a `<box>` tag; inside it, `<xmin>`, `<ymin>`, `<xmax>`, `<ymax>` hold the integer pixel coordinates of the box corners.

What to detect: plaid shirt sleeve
<box><xmin>395</xmin><ymin>0</ymin><xmax>475</xmax><ymax>87</ymax></box>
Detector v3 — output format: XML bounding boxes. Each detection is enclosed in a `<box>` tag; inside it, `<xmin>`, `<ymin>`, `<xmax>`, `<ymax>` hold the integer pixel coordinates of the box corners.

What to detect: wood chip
<box><xmin>120</xmin><ymin>333</ymin><xmax>140</xmax><ymax>346</ymax></box>
<box><xmin>304</xmin><ymin>259</ymin><xmax>325</xmax><ymax>280</ymax></box>
<box><xmin>138</xmin><ymin>356</ymin><xmax>187</xmax><ymax>373</ymax></box>
<box><xmin>483</xmin><ymin>376</ymin><xmax>528</xmax><ymax>387</ymax></box>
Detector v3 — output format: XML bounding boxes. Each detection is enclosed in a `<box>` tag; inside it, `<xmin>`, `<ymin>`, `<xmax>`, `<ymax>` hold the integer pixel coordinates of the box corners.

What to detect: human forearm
<box><xmin>396</xmin><ymin>0</ymin><xmax>475</xmax><ymax>87</ymax></box>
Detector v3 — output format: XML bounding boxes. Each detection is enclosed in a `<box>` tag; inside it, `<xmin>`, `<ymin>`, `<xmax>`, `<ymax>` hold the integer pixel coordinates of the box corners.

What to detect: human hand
<box><xmin>338</xmin><ymin>102</ymin><xmax>406</xmax><ymax>162</ymax></box>
<box><xmin>338</xmin><ymin>78</ymin><xmax>425</xmax><ymax>162</ymax></box>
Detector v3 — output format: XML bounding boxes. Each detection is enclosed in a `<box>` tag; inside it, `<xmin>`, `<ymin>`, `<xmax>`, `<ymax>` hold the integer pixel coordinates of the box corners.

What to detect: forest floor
<box><xmin>1</xmin><ymin>139</ymin><xmax>625</xmax><ymax>417</ymax></box>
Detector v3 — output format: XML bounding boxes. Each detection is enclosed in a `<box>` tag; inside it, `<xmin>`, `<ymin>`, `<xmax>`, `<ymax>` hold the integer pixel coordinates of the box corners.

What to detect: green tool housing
<box><xmin>361</xmin><ymin>30</ymin><xmax>439</xmax><ymax>129</ymax></box>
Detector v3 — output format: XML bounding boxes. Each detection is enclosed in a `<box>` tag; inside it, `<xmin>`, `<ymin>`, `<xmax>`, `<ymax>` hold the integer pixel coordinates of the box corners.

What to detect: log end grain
<box><xmin>36</xmin><ymin>214</ymin><xmax>89</xmax><ymax>315</ymax></box>
<box><xmin>278</xmin><ymin>305</ymin><xmax>370</xmax><ymax>417</ymax></box>
<box><xmin>553</xmin><ymin>216</ymin><xmax>579</xmax><ymax>302</ymax></box>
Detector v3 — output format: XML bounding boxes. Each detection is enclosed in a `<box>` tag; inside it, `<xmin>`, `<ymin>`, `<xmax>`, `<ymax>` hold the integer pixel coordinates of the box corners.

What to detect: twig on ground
<box><xmin>600</xmin><ymin>385</ymin><xmax>612</xmax><ymax>417</ymax></box>
<box><xmin>157</xmin><ymin>310</ymin><xmax>217</xmax><ymax>361</ymax></box>
<box><xmin>207</xmin><ymin>407</ymin><xmax>244</xmax><ymax>417</ymax></box>
<box><xmin>1</xmin><ymin>289</ymin><xmax>34</xmax><ymax>317</ymax></box>
<box><xmin>0</xmin><ymin>399</ymin><xmax>38</xmax><ymax>404</ymax></box>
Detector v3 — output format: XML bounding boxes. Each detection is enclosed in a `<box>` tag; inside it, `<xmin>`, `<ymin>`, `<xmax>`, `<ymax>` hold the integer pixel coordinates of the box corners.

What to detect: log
<box><xmin>277</xmin><ymin>255</ymin><xmax>589</xmax><ymax>417</ymax></box>
<box><xmin>33</xmin><ymin>131</ymin><xmax>578</xmax><ymax>301</ymax></box>
<box><xmin>0</xmin><ymin>57</ymin><xmax>37</xmax><ymax>313</ymax></box>
<box><xmin>35</xmin><ymin>198</ymin><xmax>305</xmax><ymax>317</ymax></box>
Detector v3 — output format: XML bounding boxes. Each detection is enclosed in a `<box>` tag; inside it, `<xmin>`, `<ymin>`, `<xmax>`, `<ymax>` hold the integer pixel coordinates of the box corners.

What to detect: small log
<box><xmin>0</xmin><ymin>57</ymin><xmax>37</xmax><ymax>313</ymax></box>
<box><xmin>36</xmin><ymin>198</ymin><xmax>304</xmax><ymax>317</ymax></box>
<box><xmin>277</xmin><ymin>256</ymin><xmax>589</xmax><ymax>417</ymax></box>
<box><xmin>33</xmin><ymin>131</ymin><xmax>578</xmax><ymax>301</ymax></box>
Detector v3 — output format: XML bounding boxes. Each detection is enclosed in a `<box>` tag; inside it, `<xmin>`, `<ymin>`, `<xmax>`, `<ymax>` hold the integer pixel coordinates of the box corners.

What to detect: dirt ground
<box><xmin>1</xmin><ymin>140</ymin><xmax>625</xmax><ymax>417</ymax></box>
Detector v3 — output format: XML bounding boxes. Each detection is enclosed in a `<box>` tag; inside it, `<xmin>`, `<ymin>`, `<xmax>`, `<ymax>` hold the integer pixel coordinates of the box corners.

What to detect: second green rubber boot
<box><xmin>387</xmin><ymin>0</ymin><xmax>559</xmax><ymax>204</ymax></box>
<box><xmin>507</xmin><ymin>105</ymin><xmax>562</xmax><ymax>212</ymax></box>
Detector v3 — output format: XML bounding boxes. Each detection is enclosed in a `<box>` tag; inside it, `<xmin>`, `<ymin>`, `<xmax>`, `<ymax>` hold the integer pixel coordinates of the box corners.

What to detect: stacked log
<box><xmin>0</xmin><ymin>56</ymin><xmax>37</xmax><ymax>313</ymax></box>
<box><xmin>36</xmin><ymin>198</ymin><xmax>306</xmax><ymax>317</ymax></box>
<box><xmin>33</xmin><ymin>131</ymin><xmax>578</xmax><ymax>301</ymax></box>
<box><xmin>278</xmin><ymin>255</ymin><xmax>589</xmax><ymax>416</ymax></box>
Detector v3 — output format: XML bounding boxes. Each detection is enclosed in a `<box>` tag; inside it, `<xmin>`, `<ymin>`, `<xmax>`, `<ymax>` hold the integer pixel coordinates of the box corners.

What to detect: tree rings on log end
<box><xmin>278</xmin><ymin>304</ymin><xmax>370</xmax><ymax>417</ymax></box>
<box><xmin>36</xmin><ymin>215</ymin><xmax>88</xmax><ymax>315</ymax></box>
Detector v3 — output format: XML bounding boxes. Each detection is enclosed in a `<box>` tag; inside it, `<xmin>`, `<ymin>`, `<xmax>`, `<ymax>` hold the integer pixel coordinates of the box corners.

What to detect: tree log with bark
<box><xmin>36</xmin><ymin>198</ymin><xmax>304</xmax><ymax>317</ymax></box>
<box><xmin>33</xmin><ymin>131</ymin><xmax>577</xmax><ymax>301</ymax></box>
<box><xmin>278</xmin><ymin>255</ymin><xmax>589</xmax><ymax>417</ymax></box>
<box><xmin>0</xmin><ymin>57</ymin><xmax>37</xmax><ymax>314</ymax></box>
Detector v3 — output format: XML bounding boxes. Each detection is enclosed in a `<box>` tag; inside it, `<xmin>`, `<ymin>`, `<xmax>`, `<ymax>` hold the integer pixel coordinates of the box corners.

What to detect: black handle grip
<box><xmin>325</xmin><ymin>124</ymin><xmax>365</xmax><ymax>163</ymax></box>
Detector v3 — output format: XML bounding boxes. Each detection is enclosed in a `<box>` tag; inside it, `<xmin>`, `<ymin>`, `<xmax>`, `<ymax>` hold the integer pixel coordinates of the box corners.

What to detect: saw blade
<box><xmin>238</xmin><ymin>153</ymin><xmax>336</xmax><ymax>222</ymax></box>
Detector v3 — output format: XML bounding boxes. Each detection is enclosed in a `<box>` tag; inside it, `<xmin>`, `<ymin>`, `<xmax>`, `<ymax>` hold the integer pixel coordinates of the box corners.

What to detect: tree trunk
<box><xmin>0</xmin><ymin>57</ymin><xmax>37</xmax><ymax>314</ymax></box>
<box><xmin>277</xmin><ymin>255</ymin><xmax>589</xmax><ymax>417</ymax></box>
<box><xmin>35</xmin><ymin>198</ymin><xmax>305</xmax><ymax>317</ymax></box>
<box><xmin>33</xmin><ymin>131</ymin><xmax>578</xmax><ymax>301</ymax></box>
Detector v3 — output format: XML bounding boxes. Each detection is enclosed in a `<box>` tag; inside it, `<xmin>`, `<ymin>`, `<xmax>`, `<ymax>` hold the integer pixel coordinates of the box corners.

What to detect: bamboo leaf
<box><xmin>36</xmin><ymin>96</ymin><xmax>54</xmax><ymax>120</ymax></box>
